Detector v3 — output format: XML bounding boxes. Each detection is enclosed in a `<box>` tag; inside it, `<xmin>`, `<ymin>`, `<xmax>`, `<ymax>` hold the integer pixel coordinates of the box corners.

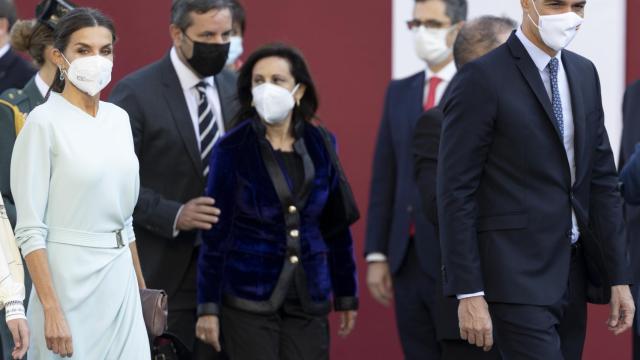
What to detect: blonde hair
<box><xmin>10</xmin><ymin>19</ymin><xmax>54</xmax><ymax>67</ymax></box>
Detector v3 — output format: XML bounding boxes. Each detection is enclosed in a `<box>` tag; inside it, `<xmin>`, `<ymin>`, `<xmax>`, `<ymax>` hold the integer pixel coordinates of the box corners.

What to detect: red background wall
<box><xmin>13</xmin><ymin>0</ymin><xmax>639</xmax><ymax>359</ymax></box>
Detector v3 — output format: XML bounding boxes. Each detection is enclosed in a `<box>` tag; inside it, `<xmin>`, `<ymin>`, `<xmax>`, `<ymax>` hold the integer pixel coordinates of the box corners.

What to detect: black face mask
<box><xmin>182</xmin><ymin>32</ymin><xmax>230</xmax><ymax>77</ymax></box>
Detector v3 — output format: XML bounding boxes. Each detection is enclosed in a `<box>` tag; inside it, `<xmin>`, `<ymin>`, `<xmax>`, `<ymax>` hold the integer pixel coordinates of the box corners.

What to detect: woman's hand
<box><xmin>44</xmin><ymin>307</ymin><xmax>73</xmax><ymax>357</ymax></box>
<box><xmin>338</xmin><ymin>310</ymin><xmax>357</xmax><ymax>338</ymax></box>
<box><xmin>6</xmin><ymin>318</ymin><xmax>29</xmax><ymax>359</ymax></box>
<box><xmin>196</xmin><ymin>315</ymin><xmax>221</xmax><ymax>351</ymax></box>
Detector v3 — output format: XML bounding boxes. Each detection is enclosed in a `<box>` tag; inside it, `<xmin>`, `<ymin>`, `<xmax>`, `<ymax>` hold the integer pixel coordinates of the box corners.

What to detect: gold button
<box><xmin>290</xmin><ymin>255</ymin><xmax>299</xmax><ymax>264</ymax></box>
<box><xmin>290</xmin><ymin>229</ymin><xmax>299</xmax><ymax>238</ymax></box>
<box><xmin>288</xmin><ymin>205</ymin><xmax>297</xmax><ymax>214</ymax></box>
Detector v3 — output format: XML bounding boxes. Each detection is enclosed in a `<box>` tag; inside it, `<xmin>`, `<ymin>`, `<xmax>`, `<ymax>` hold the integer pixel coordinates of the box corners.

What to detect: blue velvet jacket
<box><xmin>197</xmin><ymin>119</ymin><xmax>358</xmax><ymax>316</ymax></box>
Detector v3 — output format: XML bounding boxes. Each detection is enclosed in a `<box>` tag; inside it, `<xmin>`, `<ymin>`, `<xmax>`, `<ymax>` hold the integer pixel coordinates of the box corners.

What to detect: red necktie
<box><xmin>423</xmin><ymin>76</ymin><xmax>443</xmax><ymax>110</ymax></box>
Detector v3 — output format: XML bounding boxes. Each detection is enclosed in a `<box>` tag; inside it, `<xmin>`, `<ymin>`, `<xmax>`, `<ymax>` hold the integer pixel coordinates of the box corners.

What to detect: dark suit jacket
<box><xmin>0</xmin><ymin>77</ymin><xmax>46</xmax><ymax>228</ymax></box>
<box><xmin>412</xmin><ymin>106</ymin><xmax>462</xmax><ymax>340</ymax></box>
<box><xmin>109</xmin><ymin>53</ymin><xmax>239</xmax><ymax>303</ymax></box>
<box><xmin>0</xmin><ymin>48</ymin><xmax>36</xmax><ymax>94</ymax></box>
<box><xmin>619</xmin><ymin>80</ymin><xmax>640</xmax><ymax>282</ymax></box>
<box><xmin>197</xmin><ymin>119</ymin><xmax>358</xmax><ymax>316</ymax></box>
<box><xmin>437</xmin><ymin>33</ymin><xmax>630</xmax><ymax>306</ymax></box>
<box><xmin>365</xmin><ymin>71</ymin><xmax>439</xmax><ymax>277</ymax></box>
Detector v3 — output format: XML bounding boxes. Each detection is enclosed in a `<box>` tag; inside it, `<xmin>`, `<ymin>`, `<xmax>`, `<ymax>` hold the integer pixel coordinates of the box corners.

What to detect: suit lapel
<box><xmin>562</xmin><ymin>52</ymin><xmax>587</xmax><ymax>186</ymax></box>
<box><xmin>408</xmin><ymin>72</ymin><xmax>426</xmax><ymax>129</ymax></box>
<box><xmin>215</xmin><ymin>71</ymin><xmax>236</xmax><ymax>130</ymax></box>
<box><xmin>160</xmin><ymin>55</ymin><xmax>204</xmax><ymax>182</ymax></box>
<box><xmin>508</xmin><ymin>34</ymin><xmax>563</xmax><ymax>141</ymax></box>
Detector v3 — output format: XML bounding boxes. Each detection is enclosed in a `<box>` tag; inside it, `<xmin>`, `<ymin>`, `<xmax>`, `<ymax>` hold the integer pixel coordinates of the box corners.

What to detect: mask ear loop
<box><xmin>291</xmin><ymin>84</ymin><xmax>301</xmax><ymax>106</ymax></box>
<box><xmin>527</xmin><ymin>0</ymin><xmax>542</xmax><ymax>29</ymax></box>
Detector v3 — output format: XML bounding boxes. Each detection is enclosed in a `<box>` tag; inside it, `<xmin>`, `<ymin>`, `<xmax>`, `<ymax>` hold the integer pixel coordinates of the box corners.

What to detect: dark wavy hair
<box><xmin>234</xmin><ymin>43</ymin><xmax>319</xmax><ymax>128</ymax></box>
<box><xmin>49</xmin><ymin>8</ymin><xmax>116</xmax><ymax>94</ymax></box>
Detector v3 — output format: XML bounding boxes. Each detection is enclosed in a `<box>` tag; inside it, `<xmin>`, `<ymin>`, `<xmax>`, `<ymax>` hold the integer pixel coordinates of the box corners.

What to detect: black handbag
<box><xmin>316</xmin><ymin>125</ymin><xmax>360</xmax><ymax>238</ymax></box>
<box><xmin>152</xmin><ymin>332</ymin><xmax>191</xmax><ymax>360</ymax></box>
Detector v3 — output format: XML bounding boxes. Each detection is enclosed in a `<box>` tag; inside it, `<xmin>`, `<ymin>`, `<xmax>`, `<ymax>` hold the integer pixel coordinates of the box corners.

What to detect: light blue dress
<box><xmin>10</xmin><ymin>93</ymin><xmax>150</xmax><ymax>359</ymax></box>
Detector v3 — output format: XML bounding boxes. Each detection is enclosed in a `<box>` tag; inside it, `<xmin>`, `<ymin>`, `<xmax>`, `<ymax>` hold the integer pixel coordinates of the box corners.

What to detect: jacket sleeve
<box><xmin>324</xmin><ymin>134</ymin><xmax>358</xmax><ymax>311</ymax></box>
<box><xmin>412</xmin><ymin>109</ymin><xmax>443</xmax><ymax>225</ymax></box>
<box><xmin>588</xmin><ymin>64</ymin><xmax>632</xmax><ymax>286</ymax></box>
<box><xmin>363</xmin><ymin>84</ymin><xmax>397</xmax><ymax>256</ymax></box>
<box><xmin>0</xmin><ymin>107</ymin><xmax>16</xmax><ymax>228</ymax></box>
<box><xmin>0</xmin><ymin>195</ymin><xmax>25</xmax><ymax>310</ymax></box>
<box><xmin>437</xmin><ymin>62</ymin><xmax>497</xmax><ymax>296</ymax></box>
<box><xmin>197</xmin><ymin>143</ymin><xmax>237</xmax><ymax>316</ymax></box>
<box><xmin>109</xmin><ymin>80</ymin><xmax>183</xmax><ymax>239</ymax></box>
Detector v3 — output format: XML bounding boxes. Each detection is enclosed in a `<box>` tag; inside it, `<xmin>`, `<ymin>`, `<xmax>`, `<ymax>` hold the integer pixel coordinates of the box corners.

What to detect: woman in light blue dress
<box><xmin>10</xmin><ymin>8</ymin><xmax>150</xmax><ymax>359</ymax></box>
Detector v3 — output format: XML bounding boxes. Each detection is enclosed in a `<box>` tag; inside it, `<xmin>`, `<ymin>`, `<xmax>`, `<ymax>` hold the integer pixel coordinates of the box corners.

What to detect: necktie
<box><xmin>195</xmin><ymin>81</ymin><xmax>219</xmax><ymax>178</ymax></box>
<box><xmin>548</xmin><ymin>58</ymin><xmax>564</xmax><ymax>137</ymax></box>
<box><xmin>423</xmin><ymin>76</ymin><xmax>443</xmax><ymax>110</ymax></box>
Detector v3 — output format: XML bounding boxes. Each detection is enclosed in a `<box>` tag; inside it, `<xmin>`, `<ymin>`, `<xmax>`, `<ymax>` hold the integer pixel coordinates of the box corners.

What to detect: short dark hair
<box><xmin>171</xmin><ymin>0</ymin><xmax>233</xmax><ymax>30</ymax></box>
<box><xmin>234</xmin><ymin>43</ymin><xmax>319</xmax><ymax>128</ymax></box>
<box><xmin>49</xmin><ymin>8</ymin><xmax>116</xmax><ymax>94</ymax></box>
<box><xmin>415</xmin><ymin>0</ymin><xmax>467</xmax><ymax>24</ymax></box>
<box><xmin>453</xmin><ymin>15</ymin><xmax>516</xmax><ymax>68</ymax></box>
<box><xmin>0</xmin><ymin>0</ymin><xmax>17</xmax><ymax>30</ymax></box>
<box><xmin>230</xmin><ymin>0</ymin><xmax>246</xmax><ymax>35</ymax></box>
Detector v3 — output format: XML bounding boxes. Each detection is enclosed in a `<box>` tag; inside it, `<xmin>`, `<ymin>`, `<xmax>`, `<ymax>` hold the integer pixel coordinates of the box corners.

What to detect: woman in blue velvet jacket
<box><xmin>195</xmin><ymin>43</ymin><xmax>358</xmax><ymax>359</ymax></box>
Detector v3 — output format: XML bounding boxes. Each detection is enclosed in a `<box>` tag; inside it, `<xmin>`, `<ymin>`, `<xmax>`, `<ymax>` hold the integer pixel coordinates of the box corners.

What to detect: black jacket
<box><xmin>437</xmin><ymin>33</ymin><xmax>630</xmax><ymax>306</ymax></box>
<box><xmin>0</xmin><ymin>48</ymin><xmax>36</xmax><ymax>94</ymax></box>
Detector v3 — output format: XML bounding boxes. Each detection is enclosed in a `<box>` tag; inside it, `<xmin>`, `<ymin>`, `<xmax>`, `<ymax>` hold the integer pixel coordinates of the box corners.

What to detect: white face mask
<box><xmin>528</xmin><ymin>0</ymin><xmax>584</xmax><ymax>52</ymax></box>
<box><xmin>413</xmin><ymin>26</ymin><xmax>453</xmax><ymax>67</ymax></box>
<box><xmin>252</xmin><ymin>83</ymin><xmax>300</xmax><ymax>125</ymax></box>
<box><xmin>226</xmin><ymin>36</ymin><xmax>244</xmax><ymax>66</ymax></box>
<box><xmin>61</xmin><ymin>54</ymin><xmax>113</xmax><ymax>96</ymax></box>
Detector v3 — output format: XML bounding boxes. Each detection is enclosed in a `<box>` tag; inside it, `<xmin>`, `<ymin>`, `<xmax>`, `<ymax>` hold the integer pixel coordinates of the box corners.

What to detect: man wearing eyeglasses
<box><xmin>365</xmin><ymin>1</ymin><xmax>466</xmax><ymax>359</ymax></box>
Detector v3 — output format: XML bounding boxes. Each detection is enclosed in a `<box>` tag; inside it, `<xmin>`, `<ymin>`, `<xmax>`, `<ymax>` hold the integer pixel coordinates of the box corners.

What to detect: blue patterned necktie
<box><xmin>195</xmin><ymin>81</ymin><xmax>219</xmax><ymax>178</ymax></box>
<box><xmin>548</xmin><ymin>58</ymin><xmax>564</xmax><ymax>138</ymax></box>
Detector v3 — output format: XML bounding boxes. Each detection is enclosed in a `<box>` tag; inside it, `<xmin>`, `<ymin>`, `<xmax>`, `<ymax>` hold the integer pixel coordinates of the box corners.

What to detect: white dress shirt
<box><xmin>458</xmin><ymin>29</ymin><xmax>579</xmax><ymax>301</ymax></box>
<box><xmin>0</xmin><ymin>44</ymin><xmax>10</xmax><ymax>60</ymax></box>
<box><xmin>169</xmin><ymin>47</ymin><xmax>226</xmax><ymax>236</ymax></box>
<box><xmin>366</xmin><ymin>60</ymin><xmax>457</xmax><ymax>264</ymax></box>
<box><xmin>423</xmin><ymin>60</ymin><xmax>457</xmax><ymax>106</ymax></box>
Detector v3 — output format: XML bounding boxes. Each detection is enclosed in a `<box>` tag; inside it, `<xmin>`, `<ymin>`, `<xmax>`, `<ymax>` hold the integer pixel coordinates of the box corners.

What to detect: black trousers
<box><xmin>168</xmin><ymin>248</ymin><xmax>226</xmax><ymax>360</ymax></box>
<box><xmin>490</xmin><ymin>244</ymin><xmax>587</xmax><ymax>360</ymax></box>
<box><xmin>393</xmin><ymin>241</ymin><xmax>441</xmax><ymax>360</ymax></box>
<box><xmin>441</xmin><ymin>339</ymin><xmax>502</xmax><ymax>360</ymax></box>
<box><xmin>219</xmin><ymin>299</ymin><xmax>330</xmax><ymax>360</ymax></box>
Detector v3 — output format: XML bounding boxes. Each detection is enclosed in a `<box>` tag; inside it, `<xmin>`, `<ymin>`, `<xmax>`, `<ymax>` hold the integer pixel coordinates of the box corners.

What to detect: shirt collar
<box><xmin>515</xmin><ymin>27</ymin><xmax>562</xmax><ymax>72</ymax></box>
<box><xmin>170</xmin><ymin>47</ymin><xmax>215</xmax><ymax>91</ymax></box>
<box><xmin>35</xmin><ymin>72</ymin><xmax>49</xmax><ymax>98</ymax></box>
<box><xmin>0</xmin><ymin>44</ymin><xmax>10</xmax><ymax>59</ymax></box>
<box><xmin>425</xmin><ymin>60</ymin><xmax>457</xmax><ymax>82</ymax></box>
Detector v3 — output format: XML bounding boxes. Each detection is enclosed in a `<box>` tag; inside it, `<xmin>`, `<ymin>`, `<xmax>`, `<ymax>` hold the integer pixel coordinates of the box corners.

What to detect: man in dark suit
<box><xmin>109</xmin><ymin>0</ymin><xmax>239</xmax><ymax>353</ymax></box>
<box><xmin>619</xmin><ymin>80</ymin><xmax>640</xmax><ymax>359</ymax></box>
<box><xmin>437</xmin><ymin>1</ymin><xmax>634</xmax><ymax>359</ymax></box>
<box><xmin>365</xmin><ymin>0</ymin><xmax>466</xmax><ymax>358</ymax></box>
<box><xmin>0</xmin><ymin>0</ymin><xmax>36</xmax><ymax>93</ymax></box>
<box><xmin>413</xmin><ymin>15</ymin><xmax>515</xmax><ymax>360</ymax></box>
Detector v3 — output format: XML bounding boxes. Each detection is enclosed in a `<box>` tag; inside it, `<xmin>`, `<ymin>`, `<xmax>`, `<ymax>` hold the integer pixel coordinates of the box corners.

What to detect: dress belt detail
<box><xmin>47</xmin><ymin>227</ymin><xmax>129</xmax><ymax>249</ymax></box>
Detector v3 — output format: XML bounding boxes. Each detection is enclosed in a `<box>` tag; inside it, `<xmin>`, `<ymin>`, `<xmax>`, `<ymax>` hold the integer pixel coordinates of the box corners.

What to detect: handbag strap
<box><xmin>315</xmin><ymin>126</ymin><xmax>345</xmax><ymax>180</ymax></box>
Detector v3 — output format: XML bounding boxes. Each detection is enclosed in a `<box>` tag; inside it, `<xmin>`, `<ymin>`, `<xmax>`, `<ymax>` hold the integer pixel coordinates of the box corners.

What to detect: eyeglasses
<box><xmin>406</xmin><ymin>19</ymin><xmax>451</xmax><ymax>30</ymax></box>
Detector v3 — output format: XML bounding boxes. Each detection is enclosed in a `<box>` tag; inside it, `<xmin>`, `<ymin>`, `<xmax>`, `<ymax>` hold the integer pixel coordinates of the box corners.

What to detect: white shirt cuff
<box><xmin>456</xmin><ymin>291</ymin><xmax>485</xmax><ymax>300</ymax></box>
<box><xmin>366</xmin><ymin>253</ymin><xmax>387</xmax><ymax>263</ymax></box>
<box><xmin>4</xmin><ymin>301</ymin><xmax>25</xmax><ymax>321</ymax></box>
<box><xmin>172</xmin><ymin>205</ymin><xmax>184</xmax><ymax>238</ymax></box>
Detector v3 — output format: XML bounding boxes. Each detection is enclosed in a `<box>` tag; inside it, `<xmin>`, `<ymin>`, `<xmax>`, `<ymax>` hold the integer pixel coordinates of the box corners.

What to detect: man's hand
<box><xmin>608</xmin><ymin>285</ymin><xmax>635</xmax><ymax>335</ymax></box>
<box><xmin>458</xmin><ymin>296</ymin><xmax>493</xmax><ymax>352</ymax></box>
<box><xmin>177</xmin><ymin>197</ymin><xmax>220</xmax><ymax>231</ymax></box>
<box><xmin>366</xmin><ymin>261</ymin><xmax>393</xmax><ymax>306</ymax></box>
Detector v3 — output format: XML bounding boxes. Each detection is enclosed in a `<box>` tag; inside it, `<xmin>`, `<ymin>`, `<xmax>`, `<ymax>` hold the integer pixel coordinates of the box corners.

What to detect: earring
<box><xmin>58</xmin><ymin>67</ymin><xmax>65</xmax><ymax>81</ymax></box>
<box><xmin>296</xmin><ymin>99</ymin><xmax>301</xmax><ymax>106</ymax></box>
